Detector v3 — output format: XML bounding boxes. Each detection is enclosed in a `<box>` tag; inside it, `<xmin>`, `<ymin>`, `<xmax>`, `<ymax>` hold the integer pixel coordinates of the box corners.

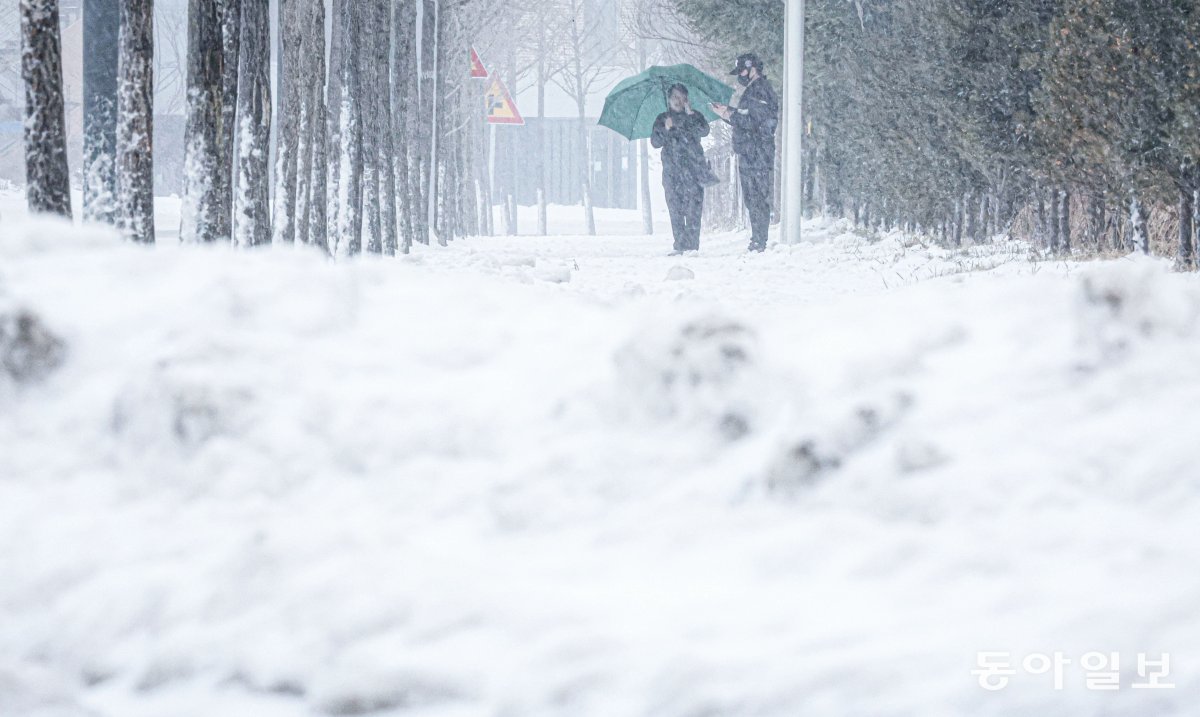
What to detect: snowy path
<box><xmin>2</xmin><ymin>215</ymin><xmax>1199</xmax><ymax>716</ymax></box>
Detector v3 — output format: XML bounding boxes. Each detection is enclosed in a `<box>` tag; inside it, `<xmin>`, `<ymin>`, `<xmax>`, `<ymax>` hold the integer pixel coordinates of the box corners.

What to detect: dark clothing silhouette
<box><xmin>652</xmin><ymin>108</ymin><xmax>710</xmax><ymax>252</ymax></box>
<box><xmin>725</xmin><ymin>77</ymin><xmax>779</xmax><ymax>251</ymax></box>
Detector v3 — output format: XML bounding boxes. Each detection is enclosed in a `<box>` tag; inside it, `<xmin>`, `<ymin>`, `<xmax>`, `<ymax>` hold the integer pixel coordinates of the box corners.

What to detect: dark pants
<box><xmin>738</xmin><ymin>161</ymin><xmax>773</xmax><ymax>251</ymax></box>
<box><xmin>665</xmin><ymin>178</ymin><xmax>703</xmax><ymax>252</ymax></box>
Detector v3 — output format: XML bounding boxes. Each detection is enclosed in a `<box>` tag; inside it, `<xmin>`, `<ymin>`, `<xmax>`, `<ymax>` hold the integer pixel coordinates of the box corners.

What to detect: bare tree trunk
<box><xmin>978</xmin><ymin>193</ymin><xmax>989</xmax><ymax>242</ymax></box>
<box><xmin>117</xmin><ymin>0</ymin><xmax>154</xmax><ymax>242</ymax></box>
<box><xmin>326</xmin><ymin>0</ymin><xmax>343</xmax><ymax>243</ymax></box>
<box><xmin>271</xmin><ymin>0</ymin><xmax>301</xmax><ymax>244</ymax></box>
<box><xmin>952</xmin><ymin>198</ymin><xmax>962</xmax><ymax>247</ymax></box>
<box><xmin>307</xmin><ymin>0</ymin><xmax>328</xmax><ymax>254</ymax></box>
<box><xmin>431</xmin><ymin>4</ymin><xmax>449</xmax><ymax>245</ymax></box>
<box><xmin>392</xmin><ymin>0</ymin><xmax>417</xmax><ymax>253</ymax></box>
<box><xmin>572</xmin><ymin>89</ymin><xmax>595</xmax><ymax>235</ymax></box>
<box><xmin>636</xmin><ymin>26</ymin><xmax>651</xmax><ymax>235</ymax></box>
<box><xmin>1049</xmin><ymin>188</ymin><xmax>1060</xmax><ymax>252</ymax></box>
<box><xmin>21</xmin><ymin>0</ymin><xmax>73</xmax><ymax>218</ymax></box>
<box><xmin>233</xmin><ymin>0</ymin><xmax>271</xmax><ymax>247</ymax></box>
<box><xmin>361</xmin><ymin>1</ymin><xmax>382</xmax><ymax>255</ymax></box>
<box><xmin>965</xmin><ymin>192</ymin><xmax>976</xmax><ymax>246</ymax></box>
<box><xmin>180</xmin><ymin>0</ymin><xmax>223</xmax><ymax>242</ymax></box>
<box><xmin>374</xmin><ymin>0</ymin><xmax>398</xmax><ymax>256</ymax></box>
<box><xmin>293</xmin><ymin>0</ymin><xmax>325</xmax><ymax>250</ymax></box>
<box><xmin>215</xmin><ymin>0</ymin><xmax>240</xmax><ymax>240</ymax></box>
<box><xmin>1058</xmin><ymin>189</ymin><xmax>1071</xmax><ymax>253</ymax></box>
<box><xmin>1130</xmin><ymin>191</ymin><xmax>1148</xmax><ymax>254</ymax></box>
<box><xmin>413</xmin><ymin>0</ymin><xmax>436</xmax><ymax>246</ymax></box>
<box><xmin>536</xmin><ymin>13</ymin><xmax>548</xmax><ymax>235</ymax></box>
<box><xmin>1193</xmin><ymin>186</ymin><xmax>1200</xmax><ymax>267</ymax></box>
<box><xmin>1179</xmin><ymin>172</ymin><xmax>1195</xmax><ymax>269</ymax></box>
<box><xmin>335</xmin><ymin>0</ymin><xmax>363</xmax><ymax>255</ymax></box>
<box><xmin>83</xmin><ymin>0</ymin><xmax>119</xmax><ymax>223</ymax></box>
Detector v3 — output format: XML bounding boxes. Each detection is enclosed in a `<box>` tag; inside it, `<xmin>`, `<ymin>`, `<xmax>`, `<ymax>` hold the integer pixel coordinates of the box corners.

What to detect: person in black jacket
<box><xmin>712</xmin><ymin>53</ymin><xmax>779</xmax><ymax>253</ymax></box>
<box><xmin>651</xmin><ymin>84</ymin><xmax>710</xmax><ymax>254</ymax></box>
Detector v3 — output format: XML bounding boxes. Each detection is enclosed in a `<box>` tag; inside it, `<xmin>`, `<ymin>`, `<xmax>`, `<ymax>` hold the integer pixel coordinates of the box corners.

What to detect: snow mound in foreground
<box><xmin>3</xmin><ymin>219</ymin><xmax>1200</xmax><ymax>716</ymax></box>
<box><xmin>1076</xmin><ymin>255</ymin><xmax>1200</xmax><ymax>364</ymax></box>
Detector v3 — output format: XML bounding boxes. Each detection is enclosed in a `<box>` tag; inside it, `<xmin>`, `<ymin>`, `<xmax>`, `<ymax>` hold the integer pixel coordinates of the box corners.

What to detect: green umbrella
<box><xmin>598</xmin><ymin>64</ymin><xmax>735</xmax><ymax>141</ymax></box>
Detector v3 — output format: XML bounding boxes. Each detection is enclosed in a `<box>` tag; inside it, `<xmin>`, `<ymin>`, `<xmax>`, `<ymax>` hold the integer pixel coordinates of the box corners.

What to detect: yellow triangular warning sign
<box><xmin>485</xmin><ymin>75</ymin><xmax>524</xmax><ymax>126</ymax></box>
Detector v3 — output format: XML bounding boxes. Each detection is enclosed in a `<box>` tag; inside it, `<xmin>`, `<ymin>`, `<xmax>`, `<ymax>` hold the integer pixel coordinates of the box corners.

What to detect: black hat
<box><xmin>730</xmin><ymin>53</ymin><xmax>763</xmax><ymax>75</ymax></box>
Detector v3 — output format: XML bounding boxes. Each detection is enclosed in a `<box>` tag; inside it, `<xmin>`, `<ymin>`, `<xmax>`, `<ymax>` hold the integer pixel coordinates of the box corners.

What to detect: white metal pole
<box><xmin>488</xmin><ymin>122</ymin><xmax>496</xmax><ymax>227</ymax></box>
<box><xmin>782</xmin><ymin>0</ymin><xmax>805</xmax><ymax>244</ymax></box>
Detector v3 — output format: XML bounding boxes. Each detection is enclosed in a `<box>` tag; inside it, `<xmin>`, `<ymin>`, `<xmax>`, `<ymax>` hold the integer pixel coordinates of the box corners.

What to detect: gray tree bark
<box><xmin>21</xmin><ymin>0</ymin><xmax>73</xmax><ymax>218</ymax></box>
<box><xmin>293</xmin><ymin>0</ymin><xmax>326</xmax><ymax>251</ymax></box>
<box><xmin>233</xmin><ymin>0</ymin><xmax>271</xmax><ymax>247</ymax></box>
<box><xmin>270</xmin><ymin>0</ymin><xmax>301</xmax><ymax>244</ymax></box>
<box><xmin>335</xmin><ymin>0</ymin><xmax>363</xmax><ymax>255</ymax></box>
<box><xmin>83</xmin><ymin>0</ymin><xmax>119</xmax><ymax>223</ymax></box>
<box><xmin>214</xmin><ymin>0</ymin><xmax>240</xmax><ymax>241</ymax></box>
<box><xmin>373</xmin><ymin>0</ymin><xmax>398</xmax><ymax>256</ymax></box>
<box><xmin>116</xmin><ymin>0</ymin><xmax>154</xmax><ymax>242</ymax></box>
<box><xmin>1179</xmin><ymin>173</ymin><xmax>1194</xmax><ymax>269</ymax></box>
<box><xmin>180</xmin><ymin>0</ymin><xmax>223</xmax><ymax>243</ymax></box>
<box><xmin>392</xmin><ymin>0</ymin><xmax>417</xmax><ymax>253</ymax></box>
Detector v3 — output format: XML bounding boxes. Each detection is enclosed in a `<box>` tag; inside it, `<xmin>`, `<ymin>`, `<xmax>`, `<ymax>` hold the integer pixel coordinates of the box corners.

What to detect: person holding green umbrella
<box><xmin>652</xmin><ymin>84</ymin><xmax>712</xmax><ymax>254</ymax></box>
<box><xmin>599</xmin><ymin>64</ymin><xmax>733</xmax><ymax>254</ymax></box>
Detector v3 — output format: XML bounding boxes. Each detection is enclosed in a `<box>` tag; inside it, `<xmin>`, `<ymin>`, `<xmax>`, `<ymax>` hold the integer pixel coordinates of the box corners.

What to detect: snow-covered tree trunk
<box><xmin>21</xmin><ymin>0</ymin><xmax>73</xmax><ymax>218</ymax></box>
<box><xmin>391</xmin><ymin>0</ymin><xmax>417</xmax><ymax>253</ymax></box>
<box><xmin>309</xmin><ymin>94</ymin><xmax>329</xmax><ymax>252</ymax></box>
<box><xmin>952</xmin><ymin>198</ymin><xmax>963</xmax><ymax>247</ymax></box>
<box><xmin>335</xmin><ymin>0</ymin><xmax>362</xmax><ymax>255</ymax></box>
<box><xmin>1058</xmin><ymin>190</ymin><xmax>1071</xmax><ymax>253</ymax></box>
<box><xmin>326</xmin><ymin>0</ymin><xmax>343</xmax><ymax>243</ymax></box>
<box><xmin>964</xmin><ymin>192</ymin><xmax>977</xmax><ymax>246</ymax></box>
<box><xmin>270</xmin><ymin>0</ymin><xmax>301</xmax><ymax>244</ymax></box>
<box><xmin>412</xmin><ymin>0</ymin><xmax>436</xmax><ymax>246</ymax></box>
<box><xmin>1129</xmin><ymin>192</ymin><xmax>1148</xmax><ymax>254</ymax></box>
<box><xmin>359</xmin><ymin>0</ymin><xmax>386</xmax><ymax>255</ymax></box>
<box><xmin>1193</xmin><ymin>186</ymin><xmax>1200</xmax><ymax>267</ymax></box>
<box><xmin>83</xmin><ymin>0</ymin><xmax>119</xmax><ymax>223</ymax></box>
<box><xmin>214</xmin><ymin>0</ymin><xmax>240</xmax><ymax>241</ymax></box>
<box><xmin>179</xmin><ymin>0</ymin><xmax>223</xmax><ymax>243</ymax></box>
<box><xmin>1178</xmin><ymin>177</ymin><xmax>1194</xmax><ymax>269</ymax></box>
<box><xmin>372</xmin><ymin>0</ymin><xmax>398</xmax><ymax>256</ymax></box>
<box><xmin>427</xmin><ymin>0</ymin><xmax>444</xmax><ymax>245</ymax></box>
<box><xmin>568</xmin><ymin>67</ymin><xmax>595</xmax><ymax>234</ymax></box>
<box><xmin>293</xmin><ymin>0</ymin><xmax>326</xmax><ymax>251</ymax></box>
<box><xmin>433</xmin><ymin>33</ymin><xmax>451</xmax><ymax>246</ymax></box>
<box><xmin>537</xmin><ymin>14</ymin><xmax>549</xmax><ymax>236</ymax></box>
<box><xmin>233</xmin><ymin>0</ymin><xmax>271</xmax><ymax>247</ymax></box>
<box><xmin>116</xmin><ymin>0</ymin><xmax>154</xmax><ymax>242</ymax></box>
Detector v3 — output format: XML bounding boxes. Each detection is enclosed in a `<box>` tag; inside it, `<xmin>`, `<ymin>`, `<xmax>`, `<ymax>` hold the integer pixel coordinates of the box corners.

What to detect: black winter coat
<box><xmin>651</xmin><ymin>109</ymin><xmax>710</xmax><ymax>188</ymax></box>
<box><xmin>727</xmin><ymin>77</ymin><xmax>779</xmax><ymax>168</ymax></box>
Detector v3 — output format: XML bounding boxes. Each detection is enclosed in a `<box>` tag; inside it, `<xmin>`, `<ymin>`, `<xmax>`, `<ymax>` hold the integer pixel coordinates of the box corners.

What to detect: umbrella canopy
<box><xmin>598</xmin><ymin>64</ymin><xmax>735</xmax><ymax>141</ymax></box>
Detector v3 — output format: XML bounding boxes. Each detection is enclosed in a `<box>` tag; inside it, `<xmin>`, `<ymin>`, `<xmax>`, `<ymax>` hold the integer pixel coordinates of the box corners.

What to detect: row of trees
<box><xmin>675</xmin><ymin>0</ymin><xmax>1200</xmax><ymax>266</ymax></box>
<box><xmin>22</xmin><ymin>0</ymin><xmax>689</xmax><ymax>250</ymax></box>
<box><xmin>22</xmin><ymin>0</ymin><xmax>529</xmax><ymax>253</ymax></box>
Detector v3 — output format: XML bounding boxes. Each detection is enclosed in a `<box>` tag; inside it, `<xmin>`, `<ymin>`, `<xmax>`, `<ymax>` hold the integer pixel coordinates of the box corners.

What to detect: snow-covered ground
<box><xmin>2</xmin><ymin>207</ymin><xmax>1200</xmax><ymax>716</ymax></box>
